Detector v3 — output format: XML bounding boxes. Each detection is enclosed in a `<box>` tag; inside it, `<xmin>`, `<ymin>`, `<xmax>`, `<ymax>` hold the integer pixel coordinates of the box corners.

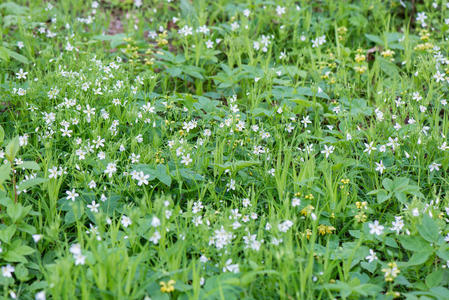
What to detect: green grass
<box><xmin>1</xmin><ymin>0</ymin><xmax>449</xmax><ymax>299</ymax></box>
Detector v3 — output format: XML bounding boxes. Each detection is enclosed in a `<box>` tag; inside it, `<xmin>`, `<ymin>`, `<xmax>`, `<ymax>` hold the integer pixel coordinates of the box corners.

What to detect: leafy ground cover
<box><xmin>1</xmin><ymin>0</ymin><xmax>449</xmax><ymax>299</ymax></box>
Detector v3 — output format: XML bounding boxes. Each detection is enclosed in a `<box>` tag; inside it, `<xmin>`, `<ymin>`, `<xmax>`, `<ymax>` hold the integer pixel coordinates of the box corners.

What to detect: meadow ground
<box><xmin>1</xmin><ymin>0</ymin><xmax>449</xmax><ymax>299</ymax></box>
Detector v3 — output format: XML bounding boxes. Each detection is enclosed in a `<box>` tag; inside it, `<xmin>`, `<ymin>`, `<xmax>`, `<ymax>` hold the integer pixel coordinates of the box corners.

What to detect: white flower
<box><xmin>390</xmin><ymin>216</ymin><xmax>404</xmax><ymax>234</ymax></box>
<box><xmin>321</xmin><ymin>145</ymin><xmax>335</xmax><ymax>158</ymax></box>
<box><xmin>121</xmin><ymin>215</ymin><xmax>132</xmax><ymax>228</ymax></box>
<box><xmin>181</xmin><ymin>154</ymin><xmax>193</xmax><ymax>166</ymax></box>
<box><xmin>1</xmin><ymin>264</ymin><xmax>14</xmax><ymax>277</ymax></box>
<box><xmin>66</xmin><ymin>189</ymin><xmax>79</xmax><ymax>201</ymax></box>
<box><xmin>150</xmin><ymin>231</ymin><xmax>161</xmax><ymax>244</ymax></box>
<box><xmin>276</xmin><ymin>5</ymin><xmax>286</xmax><ymax>16</ymax></box>
<box><xmin>434</xmin><ymin>71</ymin><xmax>445</xmax><ymax>83</ymax></box>
<box><xmin>16</xmin><ymin>68</ymin><xmax>28</xmax><ymax>79</ymax></box>
<box><xmin>211</xmin><ymin>226</ymin><xmax>233</xmax><ymax>249</ymax></box>
<box><xmin>278</xmin><ymin>220</ymin><xmax>293</xmax><ymax>232</ymax></box>
<box><xmin>151</xmin><ymin>216</ymin><xmax>161</xmax><ymax>227</ymax></box>
<box><xmin>301</xmin><ymin>115</ymin><xmax>312</xmax><ymax>127</ymax></box>
<box><xmin>32</xmin><ymin>234</ymin><xmax>43</xmax><ymax>243</ymax></box>
<box><xmin>365</xmin><ymin>249</ymin><xmax>378</xmax><ymax>263</ymax></box>
<box><xmin>87</xmin><ymin>201</ymin><xmax>100</xmax><ymax>213</ymax></box>
<box><xmin>243</xmin><ymin>234</ymin><xmax>262</xmax><ymax>251</ymax></box>
<box><xmin>223</xmin><ymin>259</ymin><xmax>239</xmax><ymax>273</ymax></box>
<box><xmin>292</xmin><ymin>197</ymin><xmax>301</xmax><ymax>207</ymax></box>
<box><xmin>205</xmin><ymin>40</ymin><xmax>214</xmax><ymax>48</ymax></box>
<box><xmin>104</xmin><ymin>163</ymin><xmax>117</xmax><ymax>178</ymax></box>
<box><xmin>35</xmin><ymin>291</ymin><xmax>46</xmax><ymax>300</ymax></box>
<box><xmin>375</xmin><ymin>161</ymin><xmax>385</xmax><ymax>174</ymax></box>
<box><xmin>74</xmin><ymin>253</ymin><xmax>86</xmax><ymax>265</ymax></box>
<box><xmin>429</xmin><ymin>162</ymin><xmax>441</xmax><ymax>172</ymax></box>
<box><xmin>69</xmin><ymin>243</ymin><xmax>82</xmax><ymax>256</ymax></box>
<box><xmin>368</xmin><ymin>220</ymin><xmax>384</xmax><ymax>235</ymax></box>
<box><xmin>364</xmin><ymin>142</ymin><xmax>376</xmax><ymax>154</ymax></box>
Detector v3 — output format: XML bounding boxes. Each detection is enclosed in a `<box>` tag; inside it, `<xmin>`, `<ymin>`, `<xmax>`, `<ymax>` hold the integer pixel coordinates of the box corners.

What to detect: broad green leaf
<box><xmin>398</xmin><ymin>235</ymin><xmax>433</xmax><ymax>252</ymax></box>
<box><xmin>14</xmin><ymin>263</ymin><xmax>29</xmax><ymax>281</ymax></box>
<box><xmin>4</xmin><ymin>48</ymin><xmax>29</xmax><ymax>64</ymax></box>
<box><xmin>18</xmin><ymin>177</ymin><xmax>47</xmax><ymax>191</ymax></box>
<box><xmin>17</xmin><ymin>161</ymin><xmax>40</xmax><ymax>171</ymax></box>
<box><xmin>0</xmin><ymin>164</ymin><xmax>11</xmax><ymax>185</ymax></box>
<box><xmin>7</xmin><ymin>203</ymin><xmax>31</xmax><ymax>223</ymax></box>
<box><xmin>0</xmin><ymin>125</ymin><xmax>4</xmax><ymax>144</ymax></box>
<box><xmin>156</xmin><ymin>164</ymin><xmax>171</xmax><ymax>186</ymax></box>
<box><xmin>426</xmin><ymin>270</ymin><xmax>444</xmax><ymax>288</ymax></box>
<box><xmin>418</xmin><ymin>215</ymin><xmax>439</xmax><ymax>243</ymax></box>
<box><xmin>0</xmin><ymin>225</ymin><xmax>16</xmax><ymax>243</ymax></box>
<box><xmin>377</xmin><ymin>57</ymin><xmax>399</xmax><ymax>78</ymax></box>
<box><xmin>404</xmin><ymin>251</ymin><xmax>431</xmax><ymax>267</ymax></box>
<box><xmin>5</xmin><ymin>136</ymin><xmax>20</xmax><ymax>162</ymax></box>
<box><xmin>176</xmin><ymin>168</ymin><xmax>204</xmax><ymax>181</ymax></box>
<box><xmin>365</xmin><ymin>34</ymin><xmax>384</xmax><ymax>45</ymax></box>
<box><xmin>4</xmin><ymin>251</ymin><xmax>27</xmax><ymax>263</ymax></box>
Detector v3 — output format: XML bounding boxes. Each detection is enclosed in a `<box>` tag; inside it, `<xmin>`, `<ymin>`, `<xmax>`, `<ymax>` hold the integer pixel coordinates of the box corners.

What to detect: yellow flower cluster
<box><xmin>382</xmin><ymin>262</ymin><xmax>400</xmax><ymax>282</ymax></box>
<box><xmin>414</xmin><ymin>42</ymin><xmax>433</xmax><ymax>51</ymax></box>
<box><xmin>337</xmin><ymin>26</ymin><xmax>348</xmax><ymax>41</ymax></box>
<box><xmin>414</xmin><ymin>30</ymin><xmax>433</xmax><ymax>51</ymax></box>
<box><xmin>381</xmin><ymin>49</ymin><xmax>394</xmax><ymax>58</ymax></box>
<box><xmin>160</xmin><ymin>280</ymin><xmax>176</xmax><ymax>293</ymax></box>
<box><xmin>300</xmin><ymin>204</ymin><xmax>315</xmax><ymax>216</ymax></box>
<box><xmin>317</xmin><ymin>224</ymin><xmax>336</xmax><ymax>235</ymax></box>
<box><xmin>354</xmin><ymin>49</ymin><xmax>367</xmax><ymax>74</ymax></box>
<box><xmin>354</xmin><ymin>201</ymin><xmax>368</xmax><ymax>223</ymax></box>
<box><xmin>304</xmin><ymin>193</ymin><xmax>314</xmax><ymax>200</ymax></box>
<box><xmin>155</xmin><ymin>151</ymin><xmax>165</xmax><ymax>164</ymax></box>
<box><xmin>339</xmin><ymin>178</ymin><xmax>350</xmax><ymax>189</ymax></box>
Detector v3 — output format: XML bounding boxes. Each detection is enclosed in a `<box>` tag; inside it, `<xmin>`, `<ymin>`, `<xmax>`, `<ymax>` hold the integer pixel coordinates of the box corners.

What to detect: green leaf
<box><xmin>18</xmin><ymin>177</ymin><xmax>47</xmax><ymax>191</ymax></box>
<box><xmin>426</xmin><ymin>270</ymin><xmax>444</xmax><ymax>288</ymax></box>
<box><xmin>365</xmin><ymin>34</ymin><xmax>384</xmax><ymax>45</ymax></box>
<box><xmin>14</xmin><ymin>263</ymin><xmax>29</xmax><ymax>281</ymax></box>
<box><xmin>156</xmin><ymin>164</ymin><xmax>172</xmax><ymax>186</ymax></box>
<box><xmin>7</xmin><ymin>202</ymin><xmax>31</xmax><ymax>223</ymax></box>
<box><xmin>4</xmin><ymin>251</ymin><xmax>27</xmax><ymax>263</ymax></box>
<box><xmin>4</xmin><ymin>48</ymin><xmax>29</xmax><ymax>64</ymax></box>
<box><xmin>376</xmin><ymin>190</ymin><xmax>390</xmax><ymax>204</ymax></box>
<box><xmin>180</xmin><ymin>0</ymin><xmax>197</xmax><ymax>19</ymax></box>
<box><xmin>398</xmin><ymin>235</ymin><xmax>433</xmax><ymax>252</ymax></box>
<box><xmin>289</xmin><ymin>98</ymin><xmax>323</xmax><ymax>110</ymax></box>
<box><xmin>0</xmin><ymin>225</ymin><xmax>16</xmax><ymax>243</ymax></box>
<box><xmin>5</xmin><ymin>136</ymin><xmax>20</xmax><ymax>162</ymax></box>
<box><xmin>377</xmin><ymin>57</ymin><xmax>399</xmax><ymax>78</ymax></box>
<box><xmin>0</xmin><ymin>164</ymin><xmax>11</xmax><ymax>185</ymax></box>
<box><xmin>176</xmin><ymin>168</ymin><xmax>204</xmax><ymax>182</ymax></box>
<box><xmin>17</xmin><ymin>161</ymin><xmax>40</xmax><ymax>171</ymax></box>
<box><xmin>418</xmin><ymin>215</ymin><xmax>439</xmax><ymax>243</ymax></box>
<box><xmin>404</xmin><ymin>251</ymin><xmax>431</xmax><ymax>267</ymax></box>
<box><xmin>13</xmin><ymin>244</ymin><xmax>35</xmax><ymax>256</ymax></box>
<box><xmin>0</xmin><ymin>125</ymin><xmax>4</xmax><ymax>144</ymax></box>
<box><xmin>360</xmin><ymin>261</ymin><xmax>377</xmax><ymax>273</ymax></box>
<box><xmin>0</xmin><ymin>46</ymin><xmax>10</xmax><ymax>61</ymax></box>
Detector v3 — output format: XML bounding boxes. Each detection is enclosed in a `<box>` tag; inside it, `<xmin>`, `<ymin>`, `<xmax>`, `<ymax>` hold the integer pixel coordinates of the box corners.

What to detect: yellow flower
<box><xmin>354</xmin><ymin>65</ymin><xmax>367</xmax><ymax>74</ymax></box>
<box><xmin>160</xmin><ymin>280</ymin><xmax>176</xmax><ymax>293</ymax></box>
<box><xmin>318</xmin><ymin>224</ymin><xmax>327</xmax><ymax>235</ymax></box>
<box><xmin>300</xmin><ymin>205</ymin><xmax>315</xmax><ymax>216</ymax></box>
<box><xmin>354</xmin><ymin>212</ymin><xmax>367</xmax><ymax>223</ymax></box>
<box><xmin>305</xmin><ymin>229</ymin><xmax>312</xmax><ymax>239</ymax></box>
<box><xmin>355</xmin><ymin>53</ymin><xmax>366</xmax><ymax>63</ymax></box>
<box><xmin>381</xmin><ymin>49</ymin><xmax>394</xmax><ymax>58</ymax></box>
<box><xmin>325</xmin><ymin>225</ymin><xmax>336</xmax><ymax>234</ymax></box>
<box><xmin>382</xmin><ymin>262</ymin><xmax>400</xmax><ymax>282</ymax></box>
<box><xmin>305</xmin><ymin>193</ymin><xmax>314</xmax><ymax>200</ymax></box>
